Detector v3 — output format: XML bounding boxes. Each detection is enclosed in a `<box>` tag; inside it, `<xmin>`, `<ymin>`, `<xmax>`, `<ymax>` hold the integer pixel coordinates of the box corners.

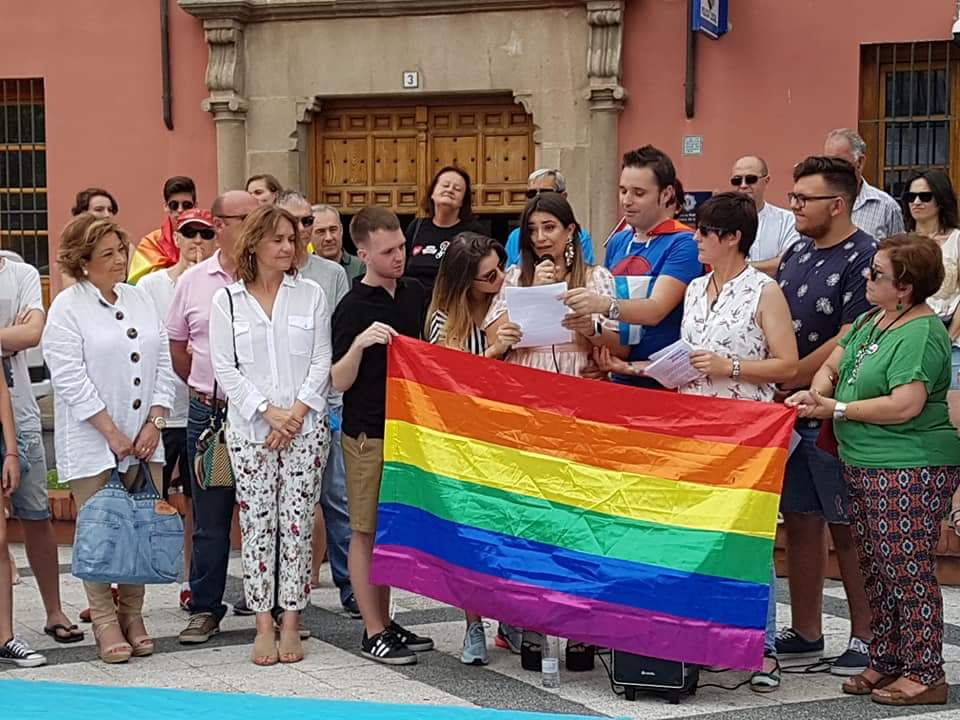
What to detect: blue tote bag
<box><xmin>72</xmin><ymin>461</ymin><xmax>184</xmax><ymax>585</ymax></box>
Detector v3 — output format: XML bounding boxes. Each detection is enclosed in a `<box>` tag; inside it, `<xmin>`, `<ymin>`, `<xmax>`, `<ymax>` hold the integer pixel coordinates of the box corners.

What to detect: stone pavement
<box><xmin>6</xmin><ymin>543</ymin><xmax>960</xmax><ymax>719</ymax></box>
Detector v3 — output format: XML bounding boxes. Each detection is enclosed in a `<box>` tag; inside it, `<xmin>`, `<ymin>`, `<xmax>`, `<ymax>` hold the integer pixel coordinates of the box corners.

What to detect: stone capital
<box><xmin>201</xmin><ymin>94</ymin><xmax>249</xmax><ymax>119</ymax></box>
<box><xmin>584</xmin><ymin>84</ymin><xmax>626</xmax><ymax>113</ymax></box>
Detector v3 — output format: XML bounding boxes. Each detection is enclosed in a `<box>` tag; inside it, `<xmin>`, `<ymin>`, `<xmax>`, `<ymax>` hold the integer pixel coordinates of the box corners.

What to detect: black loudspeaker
<box><xmin>611</xmin><ymin>650</ymin><xmax>700</xmax><ymax>704</ymax></box>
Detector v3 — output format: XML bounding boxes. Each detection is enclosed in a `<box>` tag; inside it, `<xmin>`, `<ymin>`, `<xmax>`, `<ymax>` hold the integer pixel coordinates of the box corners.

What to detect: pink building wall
<box><xmin>619</xmin><ymin>0</ymin><xmax>958</xmax><ymax>207</ymax></box>
<box><xmin>0</xmin><ymin>0</ymin><xmax>216</xmax><ymax>292</ymax></box>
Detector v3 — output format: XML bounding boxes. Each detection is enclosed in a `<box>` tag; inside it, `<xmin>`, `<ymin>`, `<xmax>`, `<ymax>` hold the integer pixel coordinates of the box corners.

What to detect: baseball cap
<box><xmin>176</xmin><ymin>208</ymin><xmax>215</xmax><ymax>230</ymax></box>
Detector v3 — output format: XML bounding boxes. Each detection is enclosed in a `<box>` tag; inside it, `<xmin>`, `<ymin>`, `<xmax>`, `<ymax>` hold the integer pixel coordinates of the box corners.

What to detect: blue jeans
<box><xmin>321</xmin><ymin>411</ymin><xmax>353</xmax><ymax>605</ymax></box>
<box><xmin>186</xmin><ymin>398</ymin><xmax>235</xmax><ymax>621</ymax></box>
<box><xmin>765</xmin><ymin>561</ymin><xmax>777</xmax><ymax>657</ymax></box>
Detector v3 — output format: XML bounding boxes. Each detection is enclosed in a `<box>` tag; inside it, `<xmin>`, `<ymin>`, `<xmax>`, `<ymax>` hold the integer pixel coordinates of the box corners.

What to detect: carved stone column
<box><xmin>200</xmin><ymin>19</ymin><xmax>248</xmax><ymax>193</ymax></box>
<box><xmin>586</xmin><ymin>0</ymin><xmax>626</xmax><ymax>244</ymax></box>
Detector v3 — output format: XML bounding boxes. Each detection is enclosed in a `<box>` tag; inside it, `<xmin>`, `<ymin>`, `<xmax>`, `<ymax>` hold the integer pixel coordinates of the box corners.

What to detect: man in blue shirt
<box><xmin>505</xmin><ymin>169</ymin><xmax>595</xmax><ymax>266</ymax></box>
<box><xmin>563</xmin><ymin>146</ymin><xmax>702</xmax><ymax>385</ymax></box>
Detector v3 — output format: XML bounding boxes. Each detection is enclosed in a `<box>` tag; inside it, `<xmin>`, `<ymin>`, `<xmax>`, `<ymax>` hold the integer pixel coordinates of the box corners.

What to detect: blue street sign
<box><xmin>692</xmin><ymin>0</ymin><xmax>729</xmax><ymax>39</ymax></box>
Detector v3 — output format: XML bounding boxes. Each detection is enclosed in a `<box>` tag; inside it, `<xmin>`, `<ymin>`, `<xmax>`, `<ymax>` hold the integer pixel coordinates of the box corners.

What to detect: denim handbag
<box><xmin>72</xmin><ymin>462</ymin><xmax>184</xmax><ymax>585</ymax></box>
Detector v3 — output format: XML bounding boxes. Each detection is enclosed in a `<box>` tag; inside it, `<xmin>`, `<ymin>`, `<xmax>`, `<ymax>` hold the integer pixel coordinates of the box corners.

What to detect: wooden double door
<box><xmin>310</xmin><ymin>96</ymin><xmax>535</xmax><ymax>242</ymax></box>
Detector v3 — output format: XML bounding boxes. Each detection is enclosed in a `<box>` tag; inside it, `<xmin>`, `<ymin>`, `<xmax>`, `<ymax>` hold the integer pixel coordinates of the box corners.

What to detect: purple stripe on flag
<box><xmin>372</xmin><ymin>544</ymin><xmax>765</xmax><ymax>670</ymax></box>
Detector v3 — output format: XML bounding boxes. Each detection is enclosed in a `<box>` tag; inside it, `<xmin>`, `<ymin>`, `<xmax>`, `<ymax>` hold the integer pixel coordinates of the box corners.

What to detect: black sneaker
<box><xmin>361</xmin><ymin>629</ymin><xmax>417</xmax><ymax>665</ymax></box>
<box><xmin>233</xmin><ymin>597</ymin><xmax>255</xmax><ymax>616</ymax></box>
<box><xmin>342</xmin><ymin>596</ymin><xmax>362</xmax><ymax>620</ymax></box>
<box><xmin>0</xmin><ymin>637</ymin><xmax>46</xmax><ymax>668</ymax></box>
<box><xmin>389</xmin><ymin>620</ymin><xmax>434</xmax><ymax>652</ymax></box>
<box><xmin>775</xmin><ymin>627</ymin><xmax>824</xmax><ymax>659</ymax></box>
<box><xmin>830</xmin><ymin>637</ymin><xmax>869</xmax><ymax>676</ymax></box>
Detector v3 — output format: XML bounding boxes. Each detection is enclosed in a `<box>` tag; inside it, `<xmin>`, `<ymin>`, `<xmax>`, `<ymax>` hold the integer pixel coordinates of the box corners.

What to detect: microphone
<box><xmin>535</xmin><ymin>253</ymin><xmax>555</xmax><ymax>266</ymax></box>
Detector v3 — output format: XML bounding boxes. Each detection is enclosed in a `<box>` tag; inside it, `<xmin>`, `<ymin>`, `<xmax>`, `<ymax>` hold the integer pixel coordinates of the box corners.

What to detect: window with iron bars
<box><xmin>0</xmin><ymin>79</ymin><xmax>48</xmax><ymax>274</ymax></box>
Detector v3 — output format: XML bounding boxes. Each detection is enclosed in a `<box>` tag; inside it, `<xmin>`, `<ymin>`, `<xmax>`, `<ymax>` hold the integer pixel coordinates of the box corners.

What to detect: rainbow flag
<box><xmin>371</xmin><ymin>337</ymin><xmax>795</xmax><ymax>670</ymax></box>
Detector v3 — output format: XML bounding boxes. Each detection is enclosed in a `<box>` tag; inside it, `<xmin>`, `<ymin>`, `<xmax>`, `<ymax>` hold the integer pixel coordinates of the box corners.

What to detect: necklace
<box><xmin>847</xmin><ymin>304</ymin><xmax>916</xmax><ymax>385</ymax></box>
<box><xmin>708</xmin><ymin>265</ymin><xmax>749</xmax><ymax>312</ymax></box>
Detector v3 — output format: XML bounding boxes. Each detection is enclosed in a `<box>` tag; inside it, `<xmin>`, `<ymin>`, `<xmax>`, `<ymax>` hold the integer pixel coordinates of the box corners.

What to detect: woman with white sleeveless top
<box><xmin>598</xmin><ymin>192</ymin><xmax>798</xmax><ymax>691</ymax></box>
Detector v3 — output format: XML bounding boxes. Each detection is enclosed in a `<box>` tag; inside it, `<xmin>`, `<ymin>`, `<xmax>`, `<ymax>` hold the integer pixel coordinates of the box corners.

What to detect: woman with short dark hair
<box><xmin>787</xmin><ymin>233</ymin><xmax>960</xmax><ymax>706</ymax></box>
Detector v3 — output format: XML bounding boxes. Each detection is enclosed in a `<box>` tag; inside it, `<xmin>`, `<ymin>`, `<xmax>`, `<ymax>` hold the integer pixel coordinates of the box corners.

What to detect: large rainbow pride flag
<box><xmin>371</xmin><ymin>337</ymin><xmax>795</xmax><ymax>670</ymax></box>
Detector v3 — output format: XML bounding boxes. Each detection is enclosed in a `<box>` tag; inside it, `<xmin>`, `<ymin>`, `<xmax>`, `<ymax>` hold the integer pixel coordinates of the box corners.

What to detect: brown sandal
<box><xmin>118</xmin><ymin>615</ymin><xmax>154</xmax><ymax>657</ymax></box>
<box><xmin>251</xmin><ymin>632</ymin><xmax>278</xmax><ymax>666</ymax></box>
<box><xmin>872</xmin><ymin>681</ymin><xmax>948</xmax><ymax>706</ymax></box>
<box><xmin>93</xmin><ymin>623</ymin><xmax>132</xmax><ymax>664</ymax></box>
<box><xmin>842</xmin><ymin>672</ymin><xmax>897</xmax><ymax>695</ymax></box>
<box><xmin>278</xmin><ymin>628</ymin><xmax>304</xmax><ymax>664</ymax></box>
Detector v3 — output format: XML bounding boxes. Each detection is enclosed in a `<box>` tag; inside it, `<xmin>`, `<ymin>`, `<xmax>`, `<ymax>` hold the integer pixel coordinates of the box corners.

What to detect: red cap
<box><xmin>176</xmin><ymin>208</ymin><xmax>215</xmax><ymax>230</ymax></box>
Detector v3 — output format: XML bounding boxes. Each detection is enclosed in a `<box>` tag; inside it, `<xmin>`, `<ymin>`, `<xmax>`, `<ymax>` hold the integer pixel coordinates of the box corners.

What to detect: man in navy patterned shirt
<box><xmin>775</xmin><ymin>156</ymin><xmax>875</xmax><ymax>676</ymax></box>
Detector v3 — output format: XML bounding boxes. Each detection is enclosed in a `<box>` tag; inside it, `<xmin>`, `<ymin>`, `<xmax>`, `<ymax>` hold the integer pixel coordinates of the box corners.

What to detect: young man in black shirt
<box><xmin>331</xmin><ymin>207</ymin><xmax>433</xmax><ymax>665</ymax></box>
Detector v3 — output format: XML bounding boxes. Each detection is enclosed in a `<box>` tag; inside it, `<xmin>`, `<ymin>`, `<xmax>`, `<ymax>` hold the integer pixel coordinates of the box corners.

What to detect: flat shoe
<box><xmin>842</xmin><ymin>672</ymin><xmax>897</xmax><ymax>695</ymax></box>
<box><xmin>252</xmin><ymin>633</ymin><xmax>278</xmax><ymax>666</ymax></box>
<box><xmin>872</xmin><ymin>682</ymin><xmax>948</xmax><ymax>706</ymax></box>
<box><xmin>43</xmin><ymin>624</ymin><xmax>85</xmax><ymax>644</ymax></box>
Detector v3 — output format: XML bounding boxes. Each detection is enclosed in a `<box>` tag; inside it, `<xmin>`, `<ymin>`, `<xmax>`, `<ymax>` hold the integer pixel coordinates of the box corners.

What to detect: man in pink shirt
<box><xmin>167</xmin><ymin>190</ymin><xmax>258</xmax><ymax>644</ymax></box>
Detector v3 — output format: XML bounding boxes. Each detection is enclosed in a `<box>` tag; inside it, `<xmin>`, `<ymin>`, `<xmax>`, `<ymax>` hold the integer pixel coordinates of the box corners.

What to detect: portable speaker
<box><xmin>611</xmin><ymin>650</ymin><xmax>699</xmax><ymax>704</ymax></box>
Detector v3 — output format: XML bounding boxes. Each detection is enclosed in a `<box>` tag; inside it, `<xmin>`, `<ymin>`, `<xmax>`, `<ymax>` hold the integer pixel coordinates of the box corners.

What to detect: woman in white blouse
<box><xmin>598</xmin><ymin>193</ymin><xmax>798</xmax><ymax>691</ymax></box>
<box><xmin>209</xmin><ymin>205</ymin><xmax>331</xmax><ymax>667</ymax></box>
<box><xmin>43</xmin><ymin>214</ymin><xmax>175</xmax><ymax>664</ymax></box>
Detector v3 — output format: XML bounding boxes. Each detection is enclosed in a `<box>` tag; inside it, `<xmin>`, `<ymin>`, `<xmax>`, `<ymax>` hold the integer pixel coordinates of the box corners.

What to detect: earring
<box><xmin>564</xmin><ymin>237</ymin><xmax>575</xmax><ymax>268</ymax></box>
<box><xmin>82</xmin><ymin>267</ymin><xmax>89</xmax><ymax>277</ymax></box>
<box><xmin>896</xmin><ymin>300</ymin><xmax>904</xmax><ymax>311</ymax></box>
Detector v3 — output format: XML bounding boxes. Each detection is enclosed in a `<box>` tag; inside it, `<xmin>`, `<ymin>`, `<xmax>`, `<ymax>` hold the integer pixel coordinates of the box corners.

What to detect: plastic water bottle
<box><xmin>541</xmin><ymin>635</ymin><xmax>560</xmax><ymax>689</ymax></box>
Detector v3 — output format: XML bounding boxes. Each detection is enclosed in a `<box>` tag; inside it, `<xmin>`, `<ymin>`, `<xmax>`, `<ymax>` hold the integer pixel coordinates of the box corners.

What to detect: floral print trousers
<box><xmin>843</xmin><ymin>464</ymin><xmax>960</xmax><ymax>685</ymax></box>
<box><xmin>228</xmin><ymin>425</ymin><xmax>331</xmax><ymax>613</ymax></box>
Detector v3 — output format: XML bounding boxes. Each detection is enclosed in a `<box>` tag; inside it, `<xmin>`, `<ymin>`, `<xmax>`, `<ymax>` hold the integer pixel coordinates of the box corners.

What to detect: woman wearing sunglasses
<box><xmin>425</xmin><ymin>232</ymin><xmax>522</xmax><ymax>666</ymax></box>
<box><xmin>128</xmin><ymin>176</ymin><xmax>198</xmax><ymax>284</ymax></box>
<box><xmin>404</xmin><ymin>166</ymin><xmax>483</xmax><ymax>295</ymax></box>
<box><xmin>785</xmin><ymin>233</ymin><xmax>960</xmax><ymax>706</ymax></box>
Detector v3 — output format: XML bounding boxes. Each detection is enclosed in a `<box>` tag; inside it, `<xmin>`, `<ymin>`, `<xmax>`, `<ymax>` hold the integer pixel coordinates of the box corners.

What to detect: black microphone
<box><xmin>535</xmin><ymin>253</ymin><xmax>555</xmax><ymax>266</ymax></box>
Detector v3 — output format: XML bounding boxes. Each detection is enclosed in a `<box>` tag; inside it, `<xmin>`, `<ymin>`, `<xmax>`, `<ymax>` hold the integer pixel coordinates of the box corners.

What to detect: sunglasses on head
<box><xmin>730</xmin><ymin>174</ymin><xmax>766</xmax><ymax>187</ymax></box>
<box><xmin>179</xmin><ymin>226</ymin><xmax>216</xmax><ymax>240</ymax></box>
<box><xmin>903</xmin><ymin>191</ymin><xmax>934</xmax><ymax>204</ymax></box>
<box><xmin>525</xmin><ymin>188</ymin><xmax>559</xmax><ymax>199</ymax></box>
<box><xmin>167</xmin><ymin>200</ymin><xmax>195</xmax><ymax>212</ymax></box>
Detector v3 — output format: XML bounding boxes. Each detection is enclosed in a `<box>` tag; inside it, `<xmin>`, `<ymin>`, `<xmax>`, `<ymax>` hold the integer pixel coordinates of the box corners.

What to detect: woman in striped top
<box><xmin>425</xmin><ymin>232</ymin><xmax>521</xmax><ymax>667</ymax></box>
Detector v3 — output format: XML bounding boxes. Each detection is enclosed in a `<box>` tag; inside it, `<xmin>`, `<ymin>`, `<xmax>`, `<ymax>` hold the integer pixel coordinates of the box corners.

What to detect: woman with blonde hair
<box><xmin>209</xmin><ymin>205</ymin><xmax>332</xmax><ymax>666</ymax></box>
<box><xmin>43</xmin><ymin>214</ymin><xmax>175</xmax><ymax>664</ymax></box>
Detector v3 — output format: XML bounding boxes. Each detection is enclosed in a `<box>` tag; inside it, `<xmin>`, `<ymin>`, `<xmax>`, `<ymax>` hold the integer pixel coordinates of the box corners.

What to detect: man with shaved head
<box><xmin>730</xmin><ymin>155</ymin><xmax>799</xmax><ymax>276</ymax></box>
<box><xmin>167</xmin><ymin>189</ymin><xmax>260</xmax><ymax>645</ymax></box>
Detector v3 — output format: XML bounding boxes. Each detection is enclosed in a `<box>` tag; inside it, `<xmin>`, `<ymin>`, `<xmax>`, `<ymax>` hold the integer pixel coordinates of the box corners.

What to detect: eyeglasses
<box><xmin>903</xmin><ymin>191</ymin><xmax>934</xmax><ymax>204</ymax></box>
<box><xmin>787</xmin><ymin>192</ymin><xmax>841</xmax><ymax>209</ymax></box>
<box><xmin>525</xmin><ymin>188</ymin><xmax>559</xmax><ymax>199</ymax></box>
<box><xmin>730</xmin><ymin>174</ymin><xmax>766</xmax><ymax>187</ymax></box>
<box><xmin>179</xmin><ymin>226</ymin><xmax>216</xmax><ymax>240</ymax></box>
<box><xmin>299</xmin><ymin>216</ymin><xmax>315</xmax><ymax>228</ymax></box>
<box><xmin>474</xmin><ymin>265</ymin><xmax>504</xmax><ymax>284</ymax></box>
<box><xmin>695</xmin><ymin>224</ymin><xmax>728</xmax><ymax>237</ymax></box>
<box><xmin>167</xmin><ymin>200</ymin><xmax>195</xmax><ymax>212</ymax></box>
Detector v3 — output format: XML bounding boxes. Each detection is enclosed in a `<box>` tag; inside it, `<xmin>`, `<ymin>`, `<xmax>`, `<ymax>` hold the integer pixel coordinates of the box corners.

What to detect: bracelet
<box><xmin>4</xmin><ymin>452</ymin><xmax>18</xmax><ymax>459</ymax></box>
<box><xmin>730</xmin><ymin>356</ymin><xmax>742</xmax><ymax>379</ymax></box>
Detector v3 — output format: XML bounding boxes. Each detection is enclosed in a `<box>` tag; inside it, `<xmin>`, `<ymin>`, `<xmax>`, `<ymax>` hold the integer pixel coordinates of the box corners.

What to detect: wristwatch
<box><xmin>833</xmin><ymin>401</ymin><xmax>849</xmax><ymax>422</ymax></box>
<box><xmin>257</xmin><ymin>400</ymin><xmax>269</xmax><ymax>414</ymax></box>
<box><xmin>150</xmin><ymin>415</ymin><xmax>168</xmax><ymax>431</ymax></box>
<box><xmin>607</xmin><ymin>298</ymin><xmax>621</xmax><ymax>321</ymax></box>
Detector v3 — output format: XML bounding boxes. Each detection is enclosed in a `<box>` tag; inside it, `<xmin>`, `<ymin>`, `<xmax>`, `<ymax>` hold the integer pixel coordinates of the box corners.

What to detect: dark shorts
<box><xmin>161</xmin><ymin>427</ymin><xmax>191</xmax><ymax>499</ymax></box>
<box><xmin>780</xmin><ymin>423</ymin><xmax>848</xmax><ymax>524</ymax></box>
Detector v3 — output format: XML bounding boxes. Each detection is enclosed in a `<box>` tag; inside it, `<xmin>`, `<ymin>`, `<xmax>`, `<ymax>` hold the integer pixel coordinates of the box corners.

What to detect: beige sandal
<box><xmin>118</xmin><ymin>614</ymin><xmax>154</xmax><ymax>657</ymax></box>
<box><xmin>278</xmin><ymin>628</ymin><xmax>304</xmax><ymax>664</ymax></box>
<box><xmin>94</xmin><ymin>623</ymin><xmax>132</xmax><ymax>664</ymax></box>
<box><xmin>252</xmin><ymin>632</ymin><xmax>279</xmax><ymax>666</ymax></box>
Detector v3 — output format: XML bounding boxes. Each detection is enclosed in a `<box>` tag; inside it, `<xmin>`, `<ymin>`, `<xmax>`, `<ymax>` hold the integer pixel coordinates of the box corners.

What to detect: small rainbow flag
<box><xmin>371</xmin><ymin>337</ymin><xmax>795</xmax><ymax>670</ymax></box>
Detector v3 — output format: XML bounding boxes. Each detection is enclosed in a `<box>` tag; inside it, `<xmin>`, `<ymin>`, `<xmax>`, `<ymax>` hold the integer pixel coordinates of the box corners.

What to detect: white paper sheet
<box><xmin>504</xmin><ymin>282</ymin><xmax>574</xmax><ymax>349</ymax></box>
<box><xmin>642</xmin><ymin>339</ymin><xmax>703</xmax><ymax>389</ymax></box>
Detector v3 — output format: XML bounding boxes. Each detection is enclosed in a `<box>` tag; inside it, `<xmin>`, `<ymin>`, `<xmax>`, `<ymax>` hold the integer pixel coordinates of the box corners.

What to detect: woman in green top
<box><xmin>785</xmin><ymin>234</ymin><xmax>960</xmax><ymax>706</ymax></box>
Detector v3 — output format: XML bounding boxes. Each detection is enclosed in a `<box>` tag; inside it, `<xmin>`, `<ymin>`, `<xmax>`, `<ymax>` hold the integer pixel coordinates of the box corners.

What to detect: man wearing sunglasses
<box><xmin>129</xmin><ymin>176</ymin><xmax>198</xmax><ymax>284</ymax></box>
<box><xmin>824</xmin><ymin>129</ymin><xmax>904</xmax><ymax>242</ymax></box>
<box><xmin>504</xmin><ymin>169</ymin><xmax>595</xmax><ymax>267</ymax></box>
<box><xmin>730</xmin><ymin>156</ymin><xmax>799</xmax><ymax>277</ymax></box>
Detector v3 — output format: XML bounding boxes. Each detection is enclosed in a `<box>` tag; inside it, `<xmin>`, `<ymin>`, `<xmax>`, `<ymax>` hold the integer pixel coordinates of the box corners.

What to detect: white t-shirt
<box><xmin>139</xmin><ymin>269</ymin><xmax>189</xmax><ymax>428</ymax></box>
<box><xmin>0</xmin><ymin>259</ymin><xmax>44</xmax><ymax>434</ymax></box>
<box><xmin>749</xmin><ymin>203</ymin><xmax>799</xmax><ymax>263</ymax></box>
